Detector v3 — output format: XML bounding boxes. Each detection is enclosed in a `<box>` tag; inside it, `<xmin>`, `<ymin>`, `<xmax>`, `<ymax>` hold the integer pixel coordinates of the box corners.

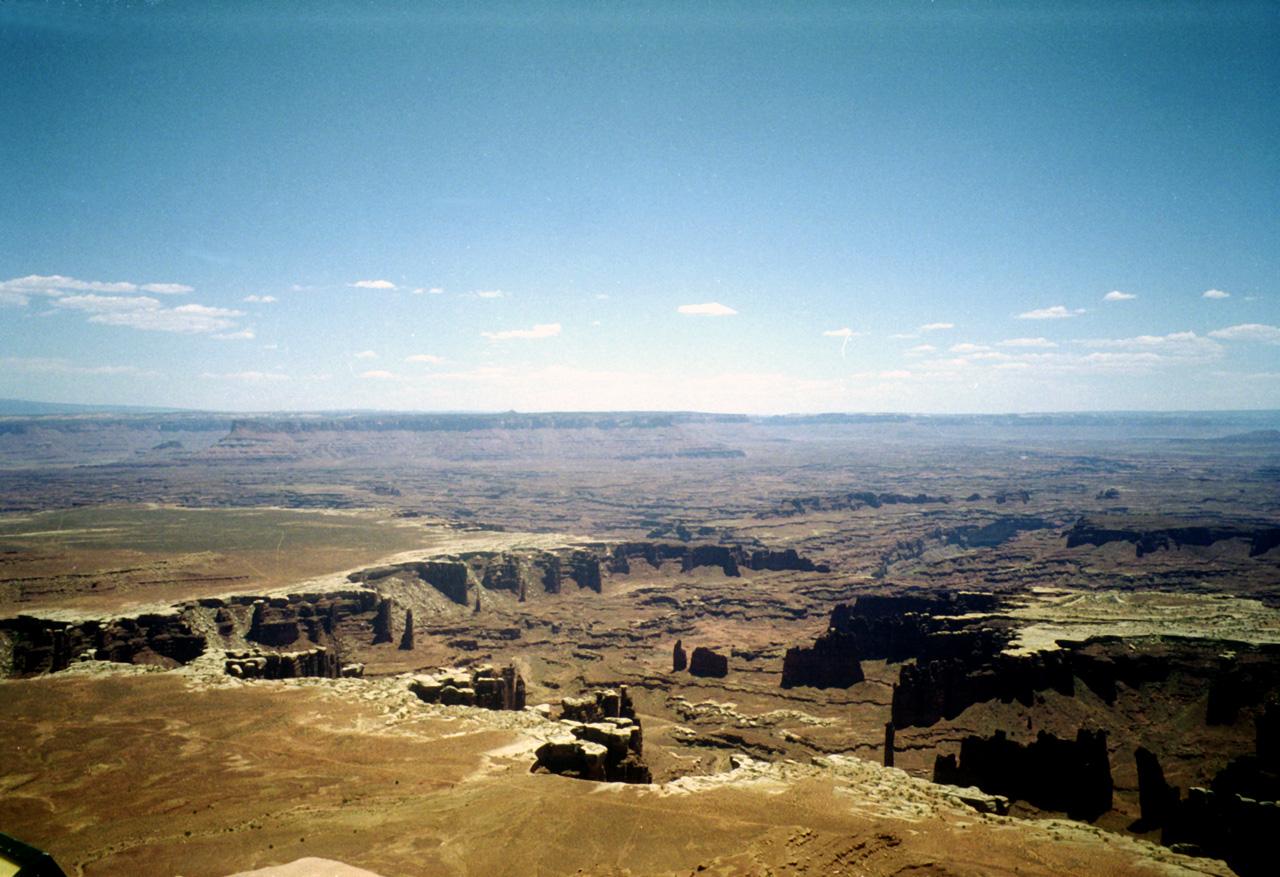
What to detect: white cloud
<box><xmin>481</xmin><ymin>323</ymin><xmax>562</xmax><ymax>341</ymax></box>
<box><xmin>1103</xmin><ymin>291</ymin><xmax>1136</xmax><ymax>301</ymax></box>
<box><xmin>0</xmin><ymin>274</ymin><xmax>137</xmax><ymax>294</ymax></box>
<box><xmin>907</xmin><ymin>345</ymin><xmax>936</xmax><ymax>353</ymax></box>
<box><xmin>427</xmin><ymin>287</ymin><xmax>444</xmax><ymax>295</ymax></box>
<box><xmin>360</xmin><ymin>370</ymin><xmax>395</xmax><ymax>379</ymax></box>
<box><xmin>1</xmin><ymin>274</ymin><xmax>192</xmax><ymax>302</ymax></box>
<box><xmin>678</xmin><ymin>302</ymin><xmax>737</xmax><ymax>316</ymax></box>
<box><xmin>354</xmin><ymin>350</ymin><xmax>378</xmax><ymax>359</ymax></box>
<box><xmin>998</xmin><ymin>337</ymin><xmax>1057</xmax><ymax>348</ymax></box>
<box><xmin>1203</xmin><ymin>289</ymin><xmax>1230</xmax><ymax>299</ymax></box>
<box><xmin>214</xmin><ymin>328</ymin><xmax>256</xmax><ymax>341</ymax></box>
<box><xmin>0</xmin><ymin>356</ymin><xmax>156</xmax><ymax>377</ymax></box>
<box><xmin>595</xmin><ymin>294</ymin><xmax>610</xmax><ymax>300</ymax></box>
<box><xmin>51</xmin><ymin>294</ymin><xmax>161</xmax><ymax>313</ymax></box>
<box><xmin>823</xmin><ymin>328</ymin><xmax>858</xmax><ymax>358</ymax></box>
<box><xmin>244</xmin><ymin>295</ymin><xmax>276</xmax><ymax>303</ymax></box>
<box><xmin>1017</xmin><ymin>306</ymin><xmax>1083</xmax><ymax>319</ymax></box>
<box><xmin>950</xmin><ymin>343</ymin><xmax>992</xmax><ymax>353</ymax></box>
<box><xmin>474</xmin><ymin>290</ymin><xmax>507</xmax><ymax>299</ymax></box>
<box><xmin>90</xmin><ymin>302</ymin><xmax>245</xmax><ymax>333</ymax></box>
<box><xmin>405</xmin><ymin>354</ymin><xmax>447</xmax><ymax>364</ymax></box>
<box><xmin>201</xmin><ymin>371</ymin><xmax>290</xmax><ymax>381</ymax></box>
<box><xmin>1207</xmin><ymin>323</ymin><xmax>1280</xmax><ymax>344</ymax></box>
<box><xmin>1079</xmin><ymin>331</ymin><xmax>1223</xmax><ymax>363</ymax></box>
<box><xmin>2</xmin><ymin>275</ymin><xmax>251</xmax><ymax>335</ymax></box>
<box><xmin>919</xmin><ymin>322</ymin><xmax>953</xmax><ymax>331</ymax></box>
<box><xmin>351</xmin><ymin>280</ymin><xmax>397</xmax><ymax>289</ymax></box>
<box><xmin>889</xmin><ymin>333</ymin><xmax>918</xmax><ymax>339</ymax></box>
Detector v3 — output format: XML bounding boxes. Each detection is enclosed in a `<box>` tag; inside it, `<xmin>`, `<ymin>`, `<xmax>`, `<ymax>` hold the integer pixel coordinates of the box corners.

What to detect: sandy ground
<box><xmin>0</xmin><ymin>660</ymin><xmax>1233</xmax><ymax>877</ymax></box>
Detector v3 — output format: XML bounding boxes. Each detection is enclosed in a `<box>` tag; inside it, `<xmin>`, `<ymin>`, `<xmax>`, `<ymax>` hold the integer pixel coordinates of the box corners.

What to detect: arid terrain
<box><xmin>2</xmin><ymin>410</ymin><xmax>1279</xmax><ymax>877</ymax></box>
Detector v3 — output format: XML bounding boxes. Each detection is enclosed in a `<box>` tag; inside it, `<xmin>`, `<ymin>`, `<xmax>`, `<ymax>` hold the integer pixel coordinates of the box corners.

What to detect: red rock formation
<box><xmin>689</xmin><ymin>646</ymin><xmax>729</xmax><ymax>678</ymax></box>
<box><xmin>933</xmin><ymin>728</ymin><xmax>1112</xmax><ymax>821</ymax></box>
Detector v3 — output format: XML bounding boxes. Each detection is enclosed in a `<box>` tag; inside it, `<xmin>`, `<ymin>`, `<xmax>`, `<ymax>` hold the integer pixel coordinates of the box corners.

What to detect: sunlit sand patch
<box><xmin>1004</xmin><ymin>588</ymin><xmax>1280</xmax><ymax>654</ymax></box>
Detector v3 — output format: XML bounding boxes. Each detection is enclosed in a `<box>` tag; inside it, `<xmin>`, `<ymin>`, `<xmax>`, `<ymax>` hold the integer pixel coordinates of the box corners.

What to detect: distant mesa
<box><xmin>1066</xmin><ymin>514</ymin><xmax>1280</xmax><ymax>558</ymax></box>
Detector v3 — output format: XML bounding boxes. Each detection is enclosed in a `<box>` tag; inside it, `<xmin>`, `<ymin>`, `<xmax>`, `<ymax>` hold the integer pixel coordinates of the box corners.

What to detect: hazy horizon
<box><xmin>2</xmin><ymin>1</ymin><xmax>1276</xmax><ymax>415</ymax></box>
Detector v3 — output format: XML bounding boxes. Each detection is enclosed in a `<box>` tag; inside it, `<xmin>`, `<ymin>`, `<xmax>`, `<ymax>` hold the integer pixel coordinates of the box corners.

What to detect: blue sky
<box><xmin>1</xmin><ymin>0</ymin><xmax>1276</xmax><ymax>414</ymax></box>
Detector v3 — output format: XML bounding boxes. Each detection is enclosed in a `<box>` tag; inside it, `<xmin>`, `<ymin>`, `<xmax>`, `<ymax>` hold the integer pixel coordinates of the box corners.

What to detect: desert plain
<box><xmin>2</xmin><ymin>409</ymin><xmax>1279</xmax><ymax>877</ymax></box>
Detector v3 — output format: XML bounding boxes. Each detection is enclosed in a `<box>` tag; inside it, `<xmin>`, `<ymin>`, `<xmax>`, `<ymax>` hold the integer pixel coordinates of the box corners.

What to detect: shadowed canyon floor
<box><xmin>1</xmin><ymin>411</ymin><xmax>1278</xmax><ymax>876</ymax></box>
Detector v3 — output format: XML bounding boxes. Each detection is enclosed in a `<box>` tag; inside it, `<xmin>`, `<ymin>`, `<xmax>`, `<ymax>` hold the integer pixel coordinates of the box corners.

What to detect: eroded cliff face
<box><xmin>0</xmin><ymin>588</ymin><xmax>391</xmax><ymax>678</ymax></box>
<box><xmin>1066</xmin><ymin>514</ymin><xmax>1280</xmax><ymax>558</ymax></box>
<box><xmin>0</xmin><ymin>611</ymin><xmax>206</xmax><ymax>676</ymax></box>
<box><xmin>933</xmin><ymin>728</ymin><xmax>1114</xmax><ymax>821</ymax></box>
<box><xmin>0</xmin><ymin>537</ymin><xmax>827</xmax><ymax>681</ymax></box>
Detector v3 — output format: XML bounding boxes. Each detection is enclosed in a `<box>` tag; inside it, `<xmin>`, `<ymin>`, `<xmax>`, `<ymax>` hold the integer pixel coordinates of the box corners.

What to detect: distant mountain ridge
<box><xmin>0</xmin><ymin>398</ymin><xmax>193</xmax><ymax>417</ymax></box>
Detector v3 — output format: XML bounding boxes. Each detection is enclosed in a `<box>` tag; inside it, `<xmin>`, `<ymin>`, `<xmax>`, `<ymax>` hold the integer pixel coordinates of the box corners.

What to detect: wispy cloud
<box><xmin>50</xmin><ymin>294</ymin><xmax>246</xmax><ymax>334</ymax></box>
<box><xmin>823</xmin><ymin>327</ymin><xmax>857</xmax><ymax>358</ymax></box>
<box><xmin>950</xmin><ymin>343</ymin><xmax>992</xmax><ymax>353</ymax></box>
<box><xmin>354</xmin><ymin>350</ymin><xmax>378</xmax><ymax>359</ymax></box>
<box><xmin>1207</xmin><ymin>323</ymin><xmax>1280</xmax><ymax>344</ymax></box>
<box><xmin>0</xmin><ymin>274</ymin><xmax>190</xmax><ymax>304</ymax></box>
<box><xmin>1202</xmin><ymin>289</ymin><xmax>1230</xmax><ymax>299</ymax></box>
<box><xmin>473</xmin><ymin>290</ymin><xmax>507</xmax><ymax>299</ymax></box>
<box><xmin>0</xmin><ymin>356</ymin><xmax>157</xmax><ymax>377</ymax></box>
<box><xmin>919</xmin><ymin>322</ymin><xmax>953</xmax><ymax>331</ymax></box>
<box><xmin>405</xmin><ymin>354</ymin><xmax>447</xmax><ymax>364</ymax></box>
<box><xmin>678</xmin><ymin>302</ymin><xmax>737</xmax><ymax>316</ymax></box>
<box><xmin>351</xmin><ymin>280</ymin><xmax>397</xmax><ymax>290</ymax></box>
<box><xmin>481</xmin><ymin>323</ymin><xmax>562</xmax><ymax>340</ymax></box>
<box><xmin>51</xmin><ymin>294</ymin><xmax>161</xmax><ymax>313</ymax></box>
<box><xmin>97</xmin><ymin>303</ymin><xmax>245</xmax><ymax>334</ymax></box>
<box><xmin>244</xmin><ymin>295</ymin><xmax>276</xmax><ymax>303</ymax></box>
<box><xmin>1103</xmin><ymin>290</ymin><xmax>1136</xmax><ymax>301</ymax></box>
<box><xmin>1017</xmin><ymin>305</ymin><xmax>1083</xmax><ymax>319</ymax></box>
<box><xmin>1</xmin><ymin>275</ymin><xmax>248</xmax><ymax>335</ymax></box>
<box><xmin>1079</xmin><ymin>331</ymin><xmax>1223</xmax><ymax>363</ymax></box>
<box><xmin>360</xmin><ymin>370</ymin><xmax>395</xmax><ymax>379</ymax></box>
<box><xmin>998</xmin><ymin>337</ymin><xmax>1057</xmax><ymax>348</ymax></box>
<box><xmin>201</xmin><ymin>371</ymin><xmax>290</xmax><ymax>381</ymax></box>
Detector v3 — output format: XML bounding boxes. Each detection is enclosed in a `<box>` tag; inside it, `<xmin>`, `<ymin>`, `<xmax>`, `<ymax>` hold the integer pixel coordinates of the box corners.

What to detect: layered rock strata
<box><xmin>225</xmin><ymin>646</ymin><xmax>345</xmax><ymax>680</ymax></box>
<box><xmin>534</xmin><ymin>686</ymin><xmax>650</xmax><ymax>783</ymax></box>
<box><xmin>407</xmin><ymin>664</ymin><xmax>526</xmax><ymax>711</ymax></box>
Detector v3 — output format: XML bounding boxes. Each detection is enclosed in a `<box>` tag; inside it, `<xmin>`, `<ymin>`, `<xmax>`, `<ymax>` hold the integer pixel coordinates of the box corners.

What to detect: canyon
<box><xmin>1</xmin><ymin>409</ymin><xmax>1278</xmax><ymax>876</ymax></box>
